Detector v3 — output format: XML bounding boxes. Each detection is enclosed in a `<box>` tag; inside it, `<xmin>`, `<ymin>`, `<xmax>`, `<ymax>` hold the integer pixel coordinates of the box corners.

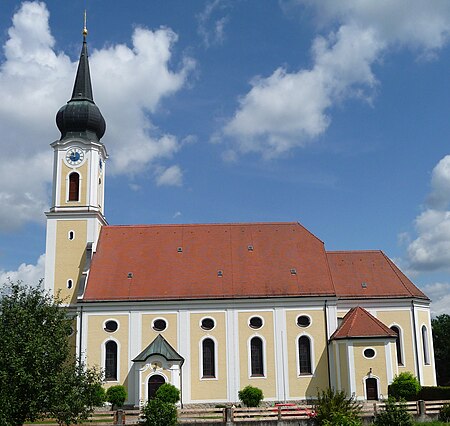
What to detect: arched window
<box><xmin>68</xmin><ymin>172</ymin><xmax>80</xmax><ymax>201</ymax></box>
<box><xmin>105</xmin><ymin>341</ymin><xmax>118</xmax><ymax>380</ymax></box>
<box><xmin>422</xmin><ymin>325</ymin><xmax>430</xmax><ymax>365</ymax></box>
<box><xmin>298</xmin><ymin>336</ymin><xmax>312</xmax><ymax>375</ymax></box>
<box><xmin>390</xmin><ymin>326</ymin><xmax>403</xmax><ymax>365</ymax></box>
<box><xmin>250</xmin><ymin>337</ymin><xmax>264</xmax><ymax>376</ymax></box>
<box><xmin>202</xmin><ymin>338</ymin><xmax>216</xmax><ymax>378</ymax></box>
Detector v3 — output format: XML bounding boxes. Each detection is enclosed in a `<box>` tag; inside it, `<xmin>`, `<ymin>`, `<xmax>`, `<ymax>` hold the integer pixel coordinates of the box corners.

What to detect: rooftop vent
<box><xmin>247</xmin><ymin>245</ymin><xmax>254</xmax><ymax>251</ymax></box>
<box><xmin>217</xmin><ymin>270</ymin><xmax>223</xmax><ymax>277</ymax></box>
<box><xmin>127</xmin><ymin>272</ymin><xmax>133</xmax><ymax>279</ymax></box>
<box><xmin>177</xmin><ymin>247</ymin><xmax>183</xmax><ymax>253</ymax></box>
<box><xmin>361</xmin><ymin>282</ymin><xmax>367</xmax><ymax>288</ymax></box>
<box><xmin>290</xmin><ymin>268</ymin><xmax>297</xmax><ymax>275</ymax></box>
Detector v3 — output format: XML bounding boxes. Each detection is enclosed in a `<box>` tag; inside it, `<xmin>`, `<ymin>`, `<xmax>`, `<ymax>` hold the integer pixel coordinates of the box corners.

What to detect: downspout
<box><xmin>78</xmin><ymin>305</ymin><xmax>83</xmax><ymax>366</ymax></box>
<box><xmin>411</xmin><ymin>300</ymin><xmax>421</xmax><ymax>383</ymax></box>
<box><xmin>324</xmin><ymin>300</ymin><xmax>331</xmax><ymax>388</ymax></box>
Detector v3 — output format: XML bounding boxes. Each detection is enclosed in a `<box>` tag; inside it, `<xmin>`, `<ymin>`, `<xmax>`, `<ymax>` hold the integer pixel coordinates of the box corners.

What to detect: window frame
<box><xmin>249</xmin><ymin>336</ymin><xmax>265</xmax><ymax>378</ymax></box>
<box><xmin>68</xmin><ymin>171</ymin><xmax>81</xmax><ymax>202</ymax></box>
<box><xmin>104</xmin><ymin>339</ymin><xmax>119</xmax><ymax>381</ymax></box>
<box><xmin>200</xmin><ymin>337</ymin><xmax>217</xmax><ymax>379</ymax></box>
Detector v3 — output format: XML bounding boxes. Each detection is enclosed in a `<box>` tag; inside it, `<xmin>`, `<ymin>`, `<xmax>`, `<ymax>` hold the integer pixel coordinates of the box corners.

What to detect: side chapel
<box><xmin>44</xmin><ymin>29</ymin><xmax>436</xmax><ymax>407</ymax></box>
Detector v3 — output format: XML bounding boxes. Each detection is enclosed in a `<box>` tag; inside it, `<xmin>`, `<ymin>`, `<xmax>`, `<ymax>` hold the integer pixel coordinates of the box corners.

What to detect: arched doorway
<box><xmin>148</xmin><ymin>374</ymin><xmax>166</xmax><ymax>400</ymax></box>
<box><xmin>366</xmin><ymin>377</ymin><xmax>378</xmax><ymax>400</ymax></box>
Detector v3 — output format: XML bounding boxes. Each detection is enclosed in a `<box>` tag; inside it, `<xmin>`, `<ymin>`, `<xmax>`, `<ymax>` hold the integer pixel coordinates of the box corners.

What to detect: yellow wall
<box><xmin>86</xmin><ymin>314</ymin><xmax>130</xmax><ymax>389</ymax></box>
<box><xmin>285</xmin><ymin>309</ymin><xmax>329</xmax><ymax>398</ymax></box>
<box><xmin>338</xmin><ymin>343</ymin><xmax>350</xmax><ymax>394</ymax></box>
<box><xmin>353</xmin><ymin>341</ymin><xmax>388</xmax><ymax>398</ymax></box>
<box><xmin>54</xmin><ymin>220</ymin><xmax>87</xmax><ymax>303</ymax></box>
<box><xmin>141</xmin><ymin>313</ymin><xmax>178</xmax><ymax>350</ymax></box>
<box><xmin>377</xmin><ymin>310</ymin><xmax>414</xmax><ymax>373</ymax></box>
<box><xmin>190</xmin><ymin>312</ymin><xmax>227</xmax><ymax>401</ymax></box>
<box><xmin>418</xmin><ymin>310</ymin><xmax>435</xmax><ymax>385</ymax></box>
<box><xmin>60</xmin><ymin>161</ymin><xmax>88</xmax><ymax>206</ymax></box>
<box><xmin>238</xmin><ymin>311</ymin><xmax>276</xmax><ymax>399</ymax></box>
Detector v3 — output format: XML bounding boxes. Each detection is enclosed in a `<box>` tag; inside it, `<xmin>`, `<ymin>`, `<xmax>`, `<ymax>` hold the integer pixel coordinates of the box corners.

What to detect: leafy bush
<box><xmin>389</xmin><ymin>372</ymin><xmax>421</xmax><ymax>401</ymax></box>
<box><xmin>106</xmin><ymin>385</ymin><xmax>127</xmax><ymax>409</ymax></box>
<box><xmin>155</xmin><ymin>383</ymin><xmax>180</xmax><ymax>404</ymax></box>
<box><xmin>439</xmin><ymin>402</ymin><xmax>450</xmax><ymax>422</ymax></box>
<box><xmin>322</xmin><ymin>412</ymin><xmax>362</xmax><ymax>425</ymax></box>
<box><xmin>238</xmin><ymin>385</ymin><xmax>264</xmax><ymax>407</ymax></box>
<box><xmin>314</xmin><ymin>388</ymin><xmax>361</xmax><ymax>425</ymax></box>
<box><xmin>373</xmin><ymin>397</ymin><xmax>413</xmax><ymax>426</ymax></box>
<box><xmin>417</xmin><ymin>386</ymin><xmax>450</xmax><ymax>400</ymax></box>
<box><xmin>141</xmin><ymin>399</ymin><xmax>177</xmax><ymax>426</ymax></box>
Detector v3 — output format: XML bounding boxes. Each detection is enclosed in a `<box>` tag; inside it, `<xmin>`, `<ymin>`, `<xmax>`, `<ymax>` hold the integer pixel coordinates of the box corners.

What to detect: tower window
<box><xmin>68</xmin><ymin>231</ymin><xmax>75</xmax><ymax>240</ymax></box>
<box><xmin>68</xmin><ymin>172</ymin><xmax>80</xmax><ymax>201</ymax></box>
<box><xmin>422</xmin><ymin>325</ymin><xmax>430</xmax><ymax>365</ymax></box>
<box><xmin>67</xmin><ymin>279</ymin><xmax>73</xmax><ymax>289</ymax></box>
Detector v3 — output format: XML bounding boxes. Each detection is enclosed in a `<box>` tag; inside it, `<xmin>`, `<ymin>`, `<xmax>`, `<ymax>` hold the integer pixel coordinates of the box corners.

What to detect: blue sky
<box><xmin>1</xmin><ymin>0</ymin><xmax>450</xmax><ymax>315</ymax></box>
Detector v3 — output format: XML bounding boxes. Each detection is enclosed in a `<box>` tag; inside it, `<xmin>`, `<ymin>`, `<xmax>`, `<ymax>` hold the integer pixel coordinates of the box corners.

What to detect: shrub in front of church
<box><xmin>106</xmin><ymin>385</ymin><xmax>127</xmax><ymax>409</ymax></box>
<box><xmin>388</xmin><ymin>372</ymin><xmax>421</xmax><ymax>401</ymax></box>
<box><xmin>314</xmin><ymin>388</ymin><xmax>362</xmax><ymax>426</ymax></box>
<box><xmin>141</xmin><ymin>399</ymin><xmax>177</xmax><ymax>426</ymax></box>
<box><xmin>373</xmin><ymin>397</ymin><xmax>413</xmax><ymax>426</ymax></box>
<box><xmin>155</xmin><ymin>383</ymin><xmax>180</xmax><ymax>404</ymax></box>
<box><xmin>238</xmin><ymin>385</ymin><xmax>264</xmax><ymax>407</ymax></box>
<box><xmin>439</xmin><ymin>403</ymin><xmax>450</xmax><ymax>422</ymax></box>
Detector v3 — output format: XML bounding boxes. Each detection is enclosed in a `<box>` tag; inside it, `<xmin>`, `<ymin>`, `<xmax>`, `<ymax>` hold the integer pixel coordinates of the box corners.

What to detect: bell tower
<box><xmin>44</xmin><ymin>21</ymin><xmax>107</xmax><ymax>304</ymax></box>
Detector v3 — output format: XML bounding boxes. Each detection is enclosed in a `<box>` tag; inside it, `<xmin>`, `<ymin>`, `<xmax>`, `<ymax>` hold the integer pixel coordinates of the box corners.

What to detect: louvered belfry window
<box><xmin>202</xmin><ymin>338</ymin><xmax>215</xmax><ymax>378</ymax></box>
<box><xmin>250</xmin><ymin>337</ymin><xmax>264</xmax><ymax>376</ymax></box>
<box><xmin>68</xmin><ymin>172</ymin><xmax>80</xmax><ymax>201</ymax></box>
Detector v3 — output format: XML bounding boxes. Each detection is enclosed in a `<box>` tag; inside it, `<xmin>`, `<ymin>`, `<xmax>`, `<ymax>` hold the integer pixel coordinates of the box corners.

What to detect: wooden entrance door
<box><xmin>366</xmin><ymin>378</ymin><xmax>378</xmax><ymax>400</ymax></box>
<box><xmin>148</xmin><ymin>374</ymin><xmax>166</xmax><ymax>399</ymax></box>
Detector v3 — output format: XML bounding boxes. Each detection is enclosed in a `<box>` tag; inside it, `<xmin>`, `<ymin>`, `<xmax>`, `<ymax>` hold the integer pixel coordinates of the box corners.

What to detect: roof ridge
<box><xmin>104</xmin><ymin>222</ymin><xmax>300</xmax><ymax>228</ymax></box>
<box><xmin>326</xmin><ymin>250</ymin><xmax>383</xmax><ymax>254</ymax></box>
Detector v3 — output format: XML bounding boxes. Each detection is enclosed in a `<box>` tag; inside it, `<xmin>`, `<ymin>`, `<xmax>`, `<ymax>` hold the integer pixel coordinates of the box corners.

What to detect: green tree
<box><xmin>49</xmin><ymin>363</ymin><xmax>104</xmax><ymax>426</ymax></box>
<box><xmin>0</xmin><ymin>283</ymin><xmax>104</xmax><ymax>425</ymax></box>
<box><xmin>373</xmin><ymin>397</ymin><xmax>413</xmax><ymax>426</ymax></box>
<box><xmin>314</xmin><ymin>388</ymin><xmax>361</xmax><ymax>426</ymax></box>
<box><xmin>106</xmin><ymin>385</ymin><xmax>127</xmax><ymax>409</ymax></box>
<box><xmin>432</xmin><ymin>314</ymin><xmax>450</xmax><ymax>385</ymax></box>
<box><xmin>155</xmin><ymin>383</ymin><xmax>180</xmax><ymax>404</ymax></box>
<box><xmin>141</xmin><ymin>399</ymin><xmax>177</xmax><ymax>426</ymax></box>
<box><xmin>238</xmin><ymin>385</ymin><xmax>264</xmax><ymax>407</ymax></box>
<box><xmin>389</xmin><ymin>372</ymin><xmax>420</xmax><ymax>401</ymax></box>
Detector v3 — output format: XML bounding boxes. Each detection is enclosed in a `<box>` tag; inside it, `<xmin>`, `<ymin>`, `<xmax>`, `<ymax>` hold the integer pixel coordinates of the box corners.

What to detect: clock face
<box><xmin>65</xmin><ymin>147</ymin><xmax>84</xmax><ymax>166</ymax></box>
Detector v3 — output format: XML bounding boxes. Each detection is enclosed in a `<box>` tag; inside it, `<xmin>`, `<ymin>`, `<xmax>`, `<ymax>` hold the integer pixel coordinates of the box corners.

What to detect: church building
<box><xmin>44</xmin><ymin>30</ymin><xmax>436</xmax><ymax>407</ymax></box>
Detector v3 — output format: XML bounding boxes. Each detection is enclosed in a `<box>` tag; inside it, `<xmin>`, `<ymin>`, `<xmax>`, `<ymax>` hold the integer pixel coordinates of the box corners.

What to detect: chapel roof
<box><xmin>81</xmin><ymin>222</ymin><xmax>428</xmax><ymax>303</ymax></box>
<box><xmin>132</xmin><ymin>334</ymin><xmax>184</xmax><ymax>364</ymax></box>
<box><xmin>330</xmin><ymin>306</ymin><xmax>398</xmax><ymax>340</ymax></box>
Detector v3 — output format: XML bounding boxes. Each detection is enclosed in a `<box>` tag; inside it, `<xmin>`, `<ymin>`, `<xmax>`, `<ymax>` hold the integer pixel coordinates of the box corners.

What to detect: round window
<box><xmin>201</xmin><ymin>318</ymin><xmax>215</xmax><ymax>331</ymax></box>
<box><xmin>297</xmin><ymin>315</ymin><xmax>311</xmax><ymax>328</ymax></box>
<box><xmin>364</xmin><ymin>348</ymin><xmax>376</xmax><ymax>359</ymax></box>
<box><xmin>153</xmin><ymin>318</ymin><xmax>167</xmax><ymax>332</ymax></box>
<box><xmin>249</xmin><ymin>316</ymin><xmax>263</xmax><ymax>329</ymax></box>
<box><xmin>104</xmin><ymin>320</ymin><xmax>118</xmax><ymax>333</ymax></box>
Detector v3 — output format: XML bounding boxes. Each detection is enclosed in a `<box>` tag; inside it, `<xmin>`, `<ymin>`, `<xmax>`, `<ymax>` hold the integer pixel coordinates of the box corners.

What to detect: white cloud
<box><xmin>407</xmin><ymin>156</ymin><xmax>450</xmax><ymax>271</ymax></box>
<box><xmin>0</xmin><ymin>1</ymin><xmax>194</xmax><ymax>231</ymax></box>
<box><xmin>420</xmin><ymin>282</ymin><xmax>450</xmax><ymax>316</ymax></box>
<box><xmin>0</xmin><ymin>254</ymin><xmax>45</xmax><ymax>288</ymax></box>
<box><xmin>222</xmin><ymin>1</ymin><xmax>450</xmax><ymax>156</ymax></box>
<box><xmin>197</xmin><ymin>0</ymin><xmax>230</xmax><ymax>48</ymax></box>
<box><xmin>156</xmin><ymin>165</ymin><xmax>183</xmax><ymax>187</ymax></box>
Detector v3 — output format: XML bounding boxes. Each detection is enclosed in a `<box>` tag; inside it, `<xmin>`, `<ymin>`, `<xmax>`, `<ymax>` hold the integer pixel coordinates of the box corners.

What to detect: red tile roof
<box><xmin>83</xmin><ymin>222</ymin><xmax>335</xmax><ymax>301</ymax></box>
<box><xmin>330</xmin><ymin>307</ymin><xmax>398</xmax><ymax>340</ymax></box>
<box><xmin>81</xmin><ymin>222</ymin><xmax>428</xmax><ymax>303</ymax></box>
<box><xmin>327</xmin><ymin>251</ymin><xmax>427</xmax><ymax>299</ymax></box>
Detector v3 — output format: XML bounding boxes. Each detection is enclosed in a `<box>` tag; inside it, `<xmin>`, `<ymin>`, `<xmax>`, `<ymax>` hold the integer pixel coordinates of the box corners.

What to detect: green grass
<box><xmin>414</xmin><ymin>422</ymin><xmax>450</xmax><ymax>425</ymax></box>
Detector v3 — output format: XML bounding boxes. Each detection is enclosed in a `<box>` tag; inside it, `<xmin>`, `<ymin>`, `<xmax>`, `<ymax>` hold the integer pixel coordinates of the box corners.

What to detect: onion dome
<box><xmin>56</xmin><ymin>32</ymin><xmax>106</xmax><ymax>141</ymax></box>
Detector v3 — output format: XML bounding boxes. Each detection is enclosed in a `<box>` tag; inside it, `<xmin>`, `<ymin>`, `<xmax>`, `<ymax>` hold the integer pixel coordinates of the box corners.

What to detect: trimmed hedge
<box><xmin>417</xmin><ymin>386</ymin><xmax>450</xmax><ymax>401</ymax></box>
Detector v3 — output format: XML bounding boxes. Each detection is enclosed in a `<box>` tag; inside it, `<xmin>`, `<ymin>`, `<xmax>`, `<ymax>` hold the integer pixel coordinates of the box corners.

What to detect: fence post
<box><xmin>114</xmin><ymin>409</ymin><xmax>125</xmax><ymax>425</ymax></box>
<box><xmin>418</xmin><ymin>400</ymin><xmax>425</xmax><ymax>416</ymax></box>
<box><xmin>373</xmin><ymin>402</ymin><xmax>377</xmax><ymax>415</ymax></box>
<box><xmin>226</xmin><ymin>406</ymin><xmax>233</xmax><ymax>425</ymax></box>
<box><xmin>278</xmin><ymin>406</ymin><xmax>282</xmax><ymax>420</ymax></box>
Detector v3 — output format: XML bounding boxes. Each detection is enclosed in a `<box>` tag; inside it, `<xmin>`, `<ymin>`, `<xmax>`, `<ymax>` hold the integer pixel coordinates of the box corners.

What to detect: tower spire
<box><xmin>71</xmin><ymin>11</ymin><xmax>93</xmax><ymax>101</ymax></box>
